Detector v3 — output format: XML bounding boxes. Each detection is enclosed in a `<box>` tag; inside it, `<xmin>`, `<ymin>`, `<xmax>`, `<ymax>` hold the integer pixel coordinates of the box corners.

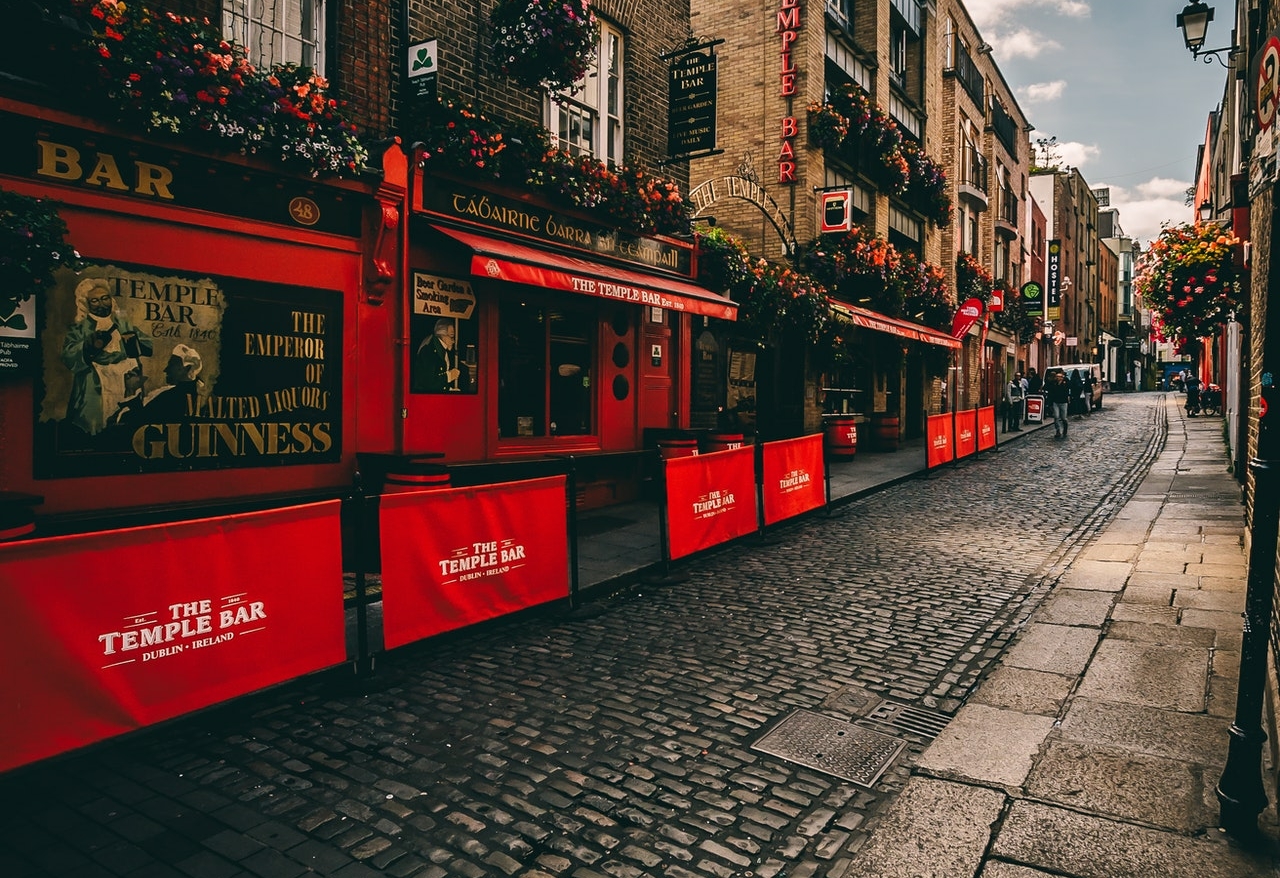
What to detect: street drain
<box><xmin>751</xmin><ymin>709</ymin><xmax>906</xmax><ymax>787</ymax></box>
<box><xmin>864</xmin><ymin>700</ymin><xmax>950</xmax><ymax>740</ymax></box>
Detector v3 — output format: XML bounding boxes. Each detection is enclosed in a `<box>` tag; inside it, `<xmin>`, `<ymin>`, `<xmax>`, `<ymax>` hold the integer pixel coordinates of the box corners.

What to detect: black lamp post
<box><xmin>1199</xmin><ymin>199</ymin><xmax>1215</xmax><ymax>223</ymax></box>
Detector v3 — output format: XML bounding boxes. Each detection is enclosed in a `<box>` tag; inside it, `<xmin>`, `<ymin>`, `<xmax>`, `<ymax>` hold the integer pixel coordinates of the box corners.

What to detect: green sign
<box><xmin>1021</xmin><ymin>281</ymin><xmax>1044</xmax><ymax>317</ymax></box>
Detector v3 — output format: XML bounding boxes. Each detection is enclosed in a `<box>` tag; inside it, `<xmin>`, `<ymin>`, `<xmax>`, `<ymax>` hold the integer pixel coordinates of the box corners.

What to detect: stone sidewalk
<box><xmin>840</xmin><ymin>397</ymin><xmax>1280</xmax><ymax>877</ymax></box>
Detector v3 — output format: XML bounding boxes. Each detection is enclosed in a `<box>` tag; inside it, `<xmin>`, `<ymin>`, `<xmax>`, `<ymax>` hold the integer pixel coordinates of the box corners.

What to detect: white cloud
<box><xmin>965</xmin><ymin>0</ymin><xmax>1090</xmax><ymax>30</ymax></box>
<box><xmin>1021</xmin><ymin>80</ymin><xmax>1067</xmax><ymax>103</ymax></box>
<box><xmin>1103</xmin><ymin>178</ymin><xmax>1195</xmax><ymax>246</ymax></box>
<box><xmin>992</xmin><ymin>28</ymin><xmax>1059</xmax><ymax>59</ymax></box>
<box><xmin>1057</xmin><ymin>140</ymin><xmax>1101</xmax><ymax>168</ymax></box>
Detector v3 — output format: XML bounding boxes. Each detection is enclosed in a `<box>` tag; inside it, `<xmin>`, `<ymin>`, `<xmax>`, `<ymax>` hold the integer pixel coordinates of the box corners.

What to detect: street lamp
<box><xmin>1177</xmin><ymin>2</ymin><xmax>1238</xmax><ymax>66</ymax></box>
<box><xmin>1199</xmin><ymin>199</ymin><xmax>1215</xmax><ymax>223</ymax></box>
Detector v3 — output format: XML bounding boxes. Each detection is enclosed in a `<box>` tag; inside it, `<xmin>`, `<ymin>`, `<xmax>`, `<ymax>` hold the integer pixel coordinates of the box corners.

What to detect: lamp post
<box><xmin>1177</xmin><ymin>1</ymin><xmax>1238</xmax><ymax>66</ymax></box>
<box><xmin>1176</xmin><ymin>1</ymin><xmax>1274</xmax><ymax>839</ymax></box>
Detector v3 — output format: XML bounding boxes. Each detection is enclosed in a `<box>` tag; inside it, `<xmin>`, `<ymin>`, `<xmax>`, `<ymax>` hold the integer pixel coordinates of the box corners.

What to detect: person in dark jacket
<box><xmin>1068</xmin><ymin>368</ymin><xmax>1085</xmax><ymax>419</ymax></box>
<box><xmin>1046</xmin><ymin>369</ymin><xmax>1071</xmax><ymax>439</ymax></box>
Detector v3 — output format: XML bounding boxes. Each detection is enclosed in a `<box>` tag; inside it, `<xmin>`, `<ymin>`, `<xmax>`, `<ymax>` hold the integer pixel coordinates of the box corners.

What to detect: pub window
<box><xmin>223</xmin><ymin>0</ymin><xmax>324</xmax><ymax>70</ymax></box>
<box><xmin>498</xmin><ymin>302</ymin><xmax>595</xmax><ymax>438</ymax></box>
<box><xmin>549</xmin><ymin>19</ymin><xmax>624</xmax><ymax>165</ymax></box>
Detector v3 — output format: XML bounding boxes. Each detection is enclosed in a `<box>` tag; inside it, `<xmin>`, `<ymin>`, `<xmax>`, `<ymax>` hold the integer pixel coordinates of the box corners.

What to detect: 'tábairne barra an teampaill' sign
<box><xmin>418</xmin><ymin>179</ymin><xmax>694</xmax><ymax>277</ymax></box>
<box><xmin>35</xmin><ymin>262</ymin><xmax>342</xmax><ymax>477</ymax></box>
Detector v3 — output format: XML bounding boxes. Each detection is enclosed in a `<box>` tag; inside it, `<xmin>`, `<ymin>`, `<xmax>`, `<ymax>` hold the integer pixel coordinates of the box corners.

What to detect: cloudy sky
<box><xmin>963</xmin><ymin>0</ymin><xmax>1230</xmax><ymax>245</ymax></box>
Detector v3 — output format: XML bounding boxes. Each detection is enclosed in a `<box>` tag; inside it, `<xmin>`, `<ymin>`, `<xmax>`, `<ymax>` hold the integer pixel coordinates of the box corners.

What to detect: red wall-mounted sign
<box><xmin>777</xmin><ymin>0</ymin><xmax>801</xmax><ymax>184</ymax></box>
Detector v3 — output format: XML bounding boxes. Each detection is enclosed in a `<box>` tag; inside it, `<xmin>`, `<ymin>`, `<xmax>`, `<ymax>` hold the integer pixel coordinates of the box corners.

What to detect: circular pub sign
<box><xmin>1256</xmin><ymin>34</ymin><xmax>1280</xmax><ymax>132</ymax></box>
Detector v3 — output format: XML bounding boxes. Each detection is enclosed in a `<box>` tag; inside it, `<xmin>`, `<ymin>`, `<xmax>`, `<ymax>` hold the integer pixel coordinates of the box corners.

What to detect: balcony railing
<box><xmin>960</xmin><ymin>144</ymin><xmax>988</xmax><ymax>192</ymax></box>
<box><xmin>946</xmin><ymin>37</ymin><xmax>985</xmax><ymax>108</ymax></box>
<box><xmin>997</xmin><ymin>186</ymin><xmax>1019</xmax><ymax>232</ymax></box>
<box><xmin>988</xmin><ymin>96</ymin><xmax>1018</xmax><ymax>154</ymax></box>
<box><xmin>891</xmin><ymin>0</ymin><xmax>921</xmax><ymax>35</ymax></box>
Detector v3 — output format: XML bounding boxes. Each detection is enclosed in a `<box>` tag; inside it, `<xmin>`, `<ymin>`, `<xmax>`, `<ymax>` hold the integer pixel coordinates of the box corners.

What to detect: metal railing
<box><xmin>946</xmin><ymin>37</ymin><xmax>985</xmax><ymax>108</ymax></box>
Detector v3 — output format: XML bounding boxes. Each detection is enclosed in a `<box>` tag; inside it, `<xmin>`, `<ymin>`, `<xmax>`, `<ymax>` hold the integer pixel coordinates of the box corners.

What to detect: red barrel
<box><xmin>703</xmin><ymin>432</ymin><xmax>744</xmax><ymax>453</ymax></box>
<box><xmin>824</xmin><ymin>416</ymin><xmax>858</xmax><ymax>458</ymax></box>
<box><xmin>658</xmin><ymin>438</ymin><xmax>700</xmax><ymax>459</ymax></box>
<box><xmin>381</xmin><ymin>459</ymin><xmax>451</xmax><ymax>492</ymax></box>
<box><xmin>873</xmin><ymin>415</ymin><xmax>900</xmax><ymax>452</ymax></box>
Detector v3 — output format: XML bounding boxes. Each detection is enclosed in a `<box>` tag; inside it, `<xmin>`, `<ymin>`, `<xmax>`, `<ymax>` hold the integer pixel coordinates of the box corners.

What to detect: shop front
<box><xmin>0</xmin><ymin>97</ymin><xmax>395</xmax><ymax>524</ymax></box>
<box><xmin>395</xmin><ymin>170</ymin><xmax>738</xmax><ymax>505</ymax></box>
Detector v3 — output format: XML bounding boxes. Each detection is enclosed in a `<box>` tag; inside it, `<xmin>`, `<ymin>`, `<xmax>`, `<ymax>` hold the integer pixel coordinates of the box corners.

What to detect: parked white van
<box><xmin>1048</xmin><ymin>363</ymin><xmax>1103</xmax><ymax>410</ymax></box>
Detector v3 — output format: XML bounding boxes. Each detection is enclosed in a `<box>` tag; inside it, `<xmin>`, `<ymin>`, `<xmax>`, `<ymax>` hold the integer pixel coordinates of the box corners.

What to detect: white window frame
<box><xmin>549</xmin><ymin>19</ymin><xmax>624</xmax><ymax>166</ymax></box>
<box><xmin>223</xmin><ymin>0</ymin><xmax>325</xmax><ymax>71</ymax></box>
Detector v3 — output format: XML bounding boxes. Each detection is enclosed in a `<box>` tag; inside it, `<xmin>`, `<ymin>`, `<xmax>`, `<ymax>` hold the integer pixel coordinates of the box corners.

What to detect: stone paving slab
<box><xmin>968</xmin><ymin>666</ymin><xmax>1075</xmax><ymax>716</ymax></box>
<box><xmin>1057</xmin><ymin>559</ymin><xmax>1130</xmax><ymax>591</ymax></box>
<box><xmin>1032</xmin><ymin>588</ymin><xmax>1115</xmax><ymax>627</ymax></box>
<box><xmin>1025</xmin><ymin>739</ymin><xmax>1208</xmax><ymax>832</ymax></box>
<box><xmin>1076</xmin><ymin>640</ymin><xmax>1210</xmax><ymax>711</ymax></box>
<box><xmin>1002</xmin><ymin>623</ymin><xmax>1101</xmax><ymax>676</ymax></box>
<box><xmin>840</xmin><ymin>778</ymin><xmax>1005</xmax><ymax>878</ymax></box>
<box><xmin>916</xmin><ymin>703</ymin><xmax>1055</xmax><ymax>788</ymax></box>
<box><xmin>1057</xmin><ymin>697</ymin><xmax>1227</xmax><ymax>765</ymax></box>
<box><xmin>991</xmin><ymin>800</ymin><xmax>1273</xmax><ymax>878</ymax></box>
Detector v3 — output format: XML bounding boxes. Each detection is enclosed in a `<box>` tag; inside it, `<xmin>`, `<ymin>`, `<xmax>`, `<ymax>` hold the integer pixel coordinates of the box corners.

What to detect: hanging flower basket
<box><xmin>491</xmin><ymin>0</ymin><xmax>598</xmax><ymax>95</ymax></box>
<box><xmin>0</xmin><ymin>188</ymin><xmax>79</xmax><ymax>328</ymax></box>
<box><xmin>1135</xmin><ymin>222</ymin><xmax>1243</xmax><ymax>349</ymax></box>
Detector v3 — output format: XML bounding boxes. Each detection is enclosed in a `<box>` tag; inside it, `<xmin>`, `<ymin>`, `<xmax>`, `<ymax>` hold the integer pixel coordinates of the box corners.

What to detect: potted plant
<box><xmin>0</xmin><ymin>188</ymin><xmax>79</xmax><ymax>332</ymax></box>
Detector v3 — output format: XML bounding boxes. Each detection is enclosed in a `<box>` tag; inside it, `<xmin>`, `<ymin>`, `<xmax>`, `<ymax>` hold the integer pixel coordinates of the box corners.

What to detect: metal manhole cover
<box><xmin>751</xmin><ymin>709</ymin><xmax>906</xmax><ymax>787</ymax></box>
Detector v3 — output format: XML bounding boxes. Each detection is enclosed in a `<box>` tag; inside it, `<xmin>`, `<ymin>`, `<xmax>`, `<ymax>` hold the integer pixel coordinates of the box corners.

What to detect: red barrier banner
<box><xmin>665</xmin><ymin>445</ymin><xmax>758</xmax><ymax>560</ymax></box>
<box><xmin>0</xmin><ymin>502</ymin><xmax>346</xmax><ymax>773</ymax></box>
<box><xmin>762</xmin><ymin>434</ymin><xmax>826</xmax><ymax>526</ymax></box>
<box><xmin>926</xmin><ymin>413</ymin><xmax>954</xmax><ymax>469</ymax></box>
<box><xmin>379</xmin><ymin>477</ymin><xmax>569</xmax><ymax>650</ymax></box>
<box><xmin>977</xmin><ymin>405</ymin><xmax>997</xmax><ymax>451</ymax></box>
<box><xmin>956</xmin><ymin>408</ymin><xmax>978</xmax><ymax>459</ymax></box>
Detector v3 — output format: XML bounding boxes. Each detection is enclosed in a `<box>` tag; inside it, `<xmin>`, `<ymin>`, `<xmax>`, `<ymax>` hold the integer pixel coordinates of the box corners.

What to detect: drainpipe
<box><xmin>1216</xmin><ymin>197</ymin><xmax>1276</xmax><ymax>837</ymax></box>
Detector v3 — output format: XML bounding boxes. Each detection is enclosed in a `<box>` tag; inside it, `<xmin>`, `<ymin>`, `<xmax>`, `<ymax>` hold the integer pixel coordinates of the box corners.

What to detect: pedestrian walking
<box><xmin>1003</xmin><ymin>372</ymin><xmax>1024</xmax><ymax>432</ymax></box>
<box><xmin>1046</xmin><ymin>369</ymin><xmax>1070</xmax><ymax>438</ymax></box>
<box><xmin>1083</xmin><ymin>371</ymin><xmax>1096</xmax><ymax>416</ymax></box>
<box><xmin>1068</xmin><ymin>368</ymin><xmax>1085</xmax><ymax>420</ymax></box>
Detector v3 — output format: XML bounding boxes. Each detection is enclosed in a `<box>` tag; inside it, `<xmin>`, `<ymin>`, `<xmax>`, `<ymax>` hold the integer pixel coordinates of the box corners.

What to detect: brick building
<box><xmin>686</xmin><ymin>0</ymin><xmax>1030</xmax><ymax>443</ymax></box>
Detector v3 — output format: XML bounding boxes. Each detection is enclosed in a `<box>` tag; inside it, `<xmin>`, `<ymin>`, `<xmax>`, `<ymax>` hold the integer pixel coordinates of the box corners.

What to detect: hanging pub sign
<box><xmin>406</xmin><ymin>39</ymin><xmax>439</xmax><ymax>107</ymax></box>
<box><xmin>988</xmin><ymin>288</ymin><xmax>1004</xmax><ymax>312</ymax></box>
<box><xmin>951</xmin><ymin>297</ymin><xmax>983</xmax><ymax>339</ymax></box>
<box><xmin>0</xmin><ymin>293</ymin><xmax>36</xmax><ymax>376</ymax></box>
<box><xmin>819</xmin><ymin>189</ymin><xmax>853</xmax><ymax>233</ymax></box>
<box><xmin>34</xmin><ymin>262</ymin><xmax>342</xmax><ymax>477</ymax></box>
<box><xmin>1047</xmin><ymin>240</ymin><xmax>1062</xmax><ymax>320</ymax></box>
<box><xmin>667</xmin><ymin>43</ymin><xmax>720</xmax><ymax>160</ymax></box>
<box><xmin>1020</xmin><ymin>280</ymin><xmax>1044</xmax><ymax>317</ymax></box>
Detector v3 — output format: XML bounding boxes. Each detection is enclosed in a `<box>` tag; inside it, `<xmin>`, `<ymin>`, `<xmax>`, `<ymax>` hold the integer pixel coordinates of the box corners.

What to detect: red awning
<box><xmin>432</xmin><ymin>225</ymin><xmax>738</xmax><ymax>321</ymax></box>
<box><xmin>829</xmin><ymin>299</ymin><xmax>961</xmax><ymax>350</ymax></box>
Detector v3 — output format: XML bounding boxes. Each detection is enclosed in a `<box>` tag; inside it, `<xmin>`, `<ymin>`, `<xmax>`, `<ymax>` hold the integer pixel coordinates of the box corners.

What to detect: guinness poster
<box><xmin>35</xmin><ymin>262</ymin><xmax>342</xmax><ymax>477</ymax></box>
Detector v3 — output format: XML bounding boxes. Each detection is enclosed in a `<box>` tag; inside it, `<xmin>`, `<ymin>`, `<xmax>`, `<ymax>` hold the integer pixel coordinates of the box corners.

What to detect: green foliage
<box><xmin>0</xmin><ymin>188</ymin><xmax>79</xmax><ymax>326</ymax></box>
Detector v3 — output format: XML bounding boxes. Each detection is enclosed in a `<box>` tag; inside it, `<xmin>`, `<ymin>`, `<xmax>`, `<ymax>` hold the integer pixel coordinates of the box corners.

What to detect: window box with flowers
<box><xmin>63</xmin><ymin>0</ymin><xmax>368</xmax><ymax>178</ymax></box>
<box><xmin>1135</xmin><ymin>222</ymin><xmax>1244</xmax><ymax>351</ymax></box>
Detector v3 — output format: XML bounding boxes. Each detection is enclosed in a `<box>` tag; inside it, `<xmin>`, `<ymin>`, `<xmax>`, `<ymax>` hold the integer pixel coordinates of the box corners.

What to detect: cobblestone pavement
<box><xmin>0</xmin><ymin>394</ymin><xmax>1168</xmax><ymax>878</ymax></box>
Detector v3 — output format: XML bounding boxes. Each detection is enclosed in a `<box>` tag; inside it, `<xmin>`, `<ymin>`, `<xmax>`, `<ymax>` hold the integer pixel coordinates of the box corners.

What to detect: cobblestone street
<box><xmin>0</xmin><ymin>394</ymin><xmax>1170</xmax><ymax>878</ymax></box>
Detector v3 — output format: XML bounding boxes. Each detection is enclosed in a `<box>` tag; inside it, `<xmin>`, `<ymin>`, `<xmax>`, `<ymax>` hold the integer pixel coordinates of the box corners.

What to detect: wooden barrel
<box><xmin>824</xmin><ymin>416</ymin><xmax>858</xmax><ymax>458</ymax></box>
<box><xmin>658</xmin><ymin>438</ymin><xmax>700</xmax><ymax>459</ymax></box>
<box><xmin>873</xmin><ymin>415</ymin><xmax>900</xmax><ymax>452</ymax></box>
<box><xmin>703</xmin><ymin>432</ymin><xmax>744</xmax><ymax>453</ymax></box>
